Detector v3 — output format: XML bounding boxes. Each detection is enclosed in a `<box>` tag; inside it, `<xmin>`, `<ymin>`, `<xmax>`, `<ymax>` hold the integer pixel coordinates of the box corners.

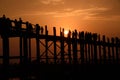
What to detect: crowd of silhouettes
<box><xmin>0</xmin><ymin>15</ymin><xmax>44</xmax><ymax>36</ymax></box>
<box><xmin>0</xmin><ymin>15</ymin><xmax>82</xmax><ymax>38</ymax></box>
<box><xmin>0</xmin><ymin>14</ymin><xmax>100</xmax><ymax>42</ymax></box>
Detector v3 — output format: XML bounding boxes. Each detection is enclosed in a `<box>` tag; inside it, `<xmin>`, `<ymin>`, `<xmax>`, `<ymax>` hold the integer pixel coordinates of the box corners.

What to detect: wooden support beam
<box><xmin>20</xmin><ymin>37</ymin><xmax>23</xmax><ymax>64</ymax></box>
<box><xmin>68</xmin><ymin>30</ymin><xmax>72</xmax><ymax>64</ymax></box>
<box><xmin>98</xmin><ymin>35</ymin><xmax>102</xmax><ymax>64</ymax></box>
<box><xmin>60</xmin><ymin>28</ymin><xmax>64</xmax><ymax>64</ymax></box>
<box><xmin>103</xmin><ymin>35</ymin><xmax>106</xmax><ymax>64</ymax></box>
<box><xmin>23</xmin><ymin>35</ymin><xmax>28</xmax><ymax>64</ymax></box>
<box><xmin>72</xmin><ymin>30</ymin><xmax>78</xmax><ymax>64</ymax></box>
<box><xmin>45</xmin><ymin>25</ymin><xmax>48</xmax><ymax>64</ymax></box>
<box><xmin>79</xmin><ymin>32</ymin><xmax>84</xmax><ymax>64</ymax></box>
<box><xmin>2</xmin><ymin>36</ymin><xmax>9</xmax><ymax>65</ymax></box>
<box><xmin>93</xmin><ymin>33</ymin><xmax>97</xmax><ymax>64</ymax></box>
<box><xmin>88</xmin><ymin>33</ymin><xmax>92</xmax><ymax>64</ymax></box>
<box><xmin>28</xmin><ymin>38</ymin><xmax>31</xmax><ymax>63</ymax></box>
<box><xmin>115</xmin><ymin>37</ymin><xmax>119</xmax><ymax>64</ymax></box>
<box><xmin>53</xmin><ymin>27</ymin><xmax>57</xmax><ymax>64</ymax></box>
<box><xmin>107</xmin><ymin>38</ymin><xmax>111</xmax><ymax>64</ymax></box>
<box><xmin>111</xmin><ymin>38</ymin><xmax>115</xmax><ymax>63</ymax></box>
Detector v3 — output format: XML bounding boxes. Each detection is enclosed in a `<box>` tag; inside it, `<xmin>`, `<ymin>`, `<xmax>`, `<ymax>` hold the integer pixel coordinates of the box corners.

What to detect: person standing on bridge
<box><xmin>68</xmin><ymin>30</ymin><xmax>71</xmax><ymax>38</ymax></box>
<box><xmin>26</xmin><ymin>22</ymin><xmax>33</xmax><ymax>35</ymax></box>
<box><xmin>14</xmin><ymin>19</ymin><xmax>19</xmax><ymax>32</ymax></box>
<box><xmin>5</xmin><ymin>18</ymin><xmax>12</xmax><ymax>35</ymax></box>
<box><xmin>74</xmin><ymin>29</ymin><xmax>78</xmax><ymax>38</ymax></box>
<box><xmin>40</xmin><ymin>26</ymin><xmax>44</xmax><ymax>35</ymax></box>
<box><xmin>0</xmin><ymin>15</ymin><xmax>6</xmax><ymax>35</ymax></box>
<box><xmin>14</xmin><ymin>18</ymin><xmax>22</xmax><ymax>33</ymax></box>
<box><xmin>0</xmin><ymin>16</ymin><xmax>3</xmax><ymax>34</ymax></box>
<box><xmin>35</xmin><ymin>24</ymin><xmax>40</xmax><ymax>35</ymax></box>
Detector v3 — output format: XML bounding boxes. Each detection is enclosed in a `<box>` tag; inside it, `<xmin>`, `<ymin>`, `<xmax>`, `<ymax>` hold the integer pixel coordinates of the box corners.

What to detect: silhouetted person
<box><xmin>35</xmin><ymin>24</ymin><xmax>40</xmax><ymax>35</ymax></box>
<box><xmin>29</xmin><ymin>23</ymin><xmax>33</xmax><ymax>34</ymax></box>
<box><xmin>14</xmin><ymin>18</ymin><xmax>22</xmax><ymax>33</ymax></box>
<box><xmin>26</xmin><ymin>21</ymin><xmax>29</xmax><ymax>30</ymax></box>
<box><xmin>68</xmin><ymin>30</ymin><xmax>71</xmax><ymax>38</ymax></box>
<box><xmin>0</xmin><ymin>17</ymin><xmax>2</xmax><ymax>34</ymax></box>
<box><xmin>40</xmin><ymin>26</ymin><xmax>44</xmax><ymax>35</ymax></box>
<box><xmin>74</xmin><ymin>29</ymin><xmax>77</xmax><ymax>38</ymax></box>
<box><xmin>18</xmin><ymin>18</ymin><xmax>22</xmax><ymax>29</ymax></box>
<box><xmin>14</xmin><ymin>19</ymin><xmax>19</xmax><ymax>31</ymax></box>
<box><xmin>6</xmin><ymin>18</ymin><xmax>12</xmax><ymax>34</ymax></box>
<box><xmin>0</xmin><ymin>15</ymin><xmax>6</xmax><ymax>34</ymax></box>
<box><xmin>72</xmin><ymin>31</ymin><xmax>75</xmax><ymax>38</ymax></box>
<box><xmin>26</xmin><ymin>21</ymin><xmax>33</xmax><ymax>34</ymax></box>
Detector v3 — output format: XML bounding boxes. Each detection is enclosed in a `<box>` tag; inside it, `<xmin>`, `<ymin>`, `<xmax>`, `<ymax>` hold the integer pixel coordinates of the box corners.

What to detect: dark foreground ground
<box><xmin>0</xmin><ymin>64</ymin><xmax>120</xmax><ymax>80</ymax></box>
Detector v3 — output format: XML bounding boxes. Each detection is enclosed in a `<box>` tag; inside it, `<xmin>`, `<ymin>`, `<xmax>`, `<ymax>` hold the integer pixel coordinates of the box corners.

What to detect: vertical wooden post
<box><xmin>2</xmin><ymin>36</ymin><xmax>9</xmax><ymax>80</ymax></box>
<box><xmin>93</xmin><ymin>33</ymin><xmax>97</xmax><ymax>64</ymax></box>
<box><xmin>107</xmin><ymin>38</ymin><xmax>111</xmax><ymax>64</ymax></box>
<box><xmin>72</xmin><ymin>30</ymin><xmax>78</xmax><ymax>64</ymax></box>
<box><xmin>88</xmin><ymin>33</ymin><xmax>91</xmax><ymax>64</ymax></box>
<box><xmin>60</xmin><ymin>28</ymin><xmax>64</xmax><ymax>64</ymax></box>
<box><xmin>2</xmin><ymin>37</ymin><xmax>9</xmax><ymax>65</ymax></box>
<box><xmin>36</xmin><ymin>34</ymin><xmax>40</xmax><ymax>63</ymax></box>
<box><xmin>115</xmin><ymin>37</ymin><xmax>119</xmax><ymax>64</ymax></box>
<box><xmin>45</xmin><ymin>25</ymin><xmax>48</xmax><ymax>64</ymax></box>
<box><xmin>79</xmin><ymin>32</ymin><xmax>84</xmax><ymax>64</ymax></box>
<box><xmin>98</xmin><ymin>35</ymin><xmax>102</xmax><ymax>64</ymax></box>
<box><xmin>91</xmin><ymin>44</ymin><xmax>94</xmax><ymax>64</ymax></box>
<box><xmin>85</xmin><ymin>33</ymin><xmax>88</xmax><ymax>63</ymax></box>
<box><xmin>53</xmin><ymin>27</ymin><xmax>57</xmax><ymax>64</ymax></box>
<box><xmin>20</xmin><ymin>37</ymin><xmax>23</xmax><ymax>64</ymax></box>
<box><xmin>23</xmin><ymin>35</ymin><xmax>28</xmax><ymax>64</ymax></box>
<box><xmin>103</xmin><ymin>35</ymin><xmax>106</xmax><ymax>64</ymax></box>
<box><xmin>29</xmin><ymin>38</ymin><xmax>31</xmax><ymax>63</ymax></box>
<box><xmin>68</xmin><ymin>30</ymin><xmax>72</xmax><ymax>64</ymax></box>
<box><xmin>111</xmin><ymin>38</ymin><xmax>115</xmax><ymax>64</ymax></box>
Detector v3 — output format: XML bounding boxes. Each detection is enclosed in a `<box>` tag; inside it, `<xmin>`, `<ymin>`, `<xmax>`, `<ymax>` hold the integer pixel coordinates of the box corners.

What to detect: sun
<box><xmin>64</xmin><ymin>30</ymin><xmax>69</xmax><ymax>35</ymax></box>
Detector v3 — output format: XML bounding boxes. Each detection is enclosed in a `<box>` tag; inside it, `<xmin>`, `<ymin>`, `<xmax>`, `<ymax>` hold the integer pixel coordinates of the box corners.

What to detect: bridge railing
<box><xmin>0</xmin><ymin>15</ymin><xmax>120</xmax><ymax>65</ymax></box>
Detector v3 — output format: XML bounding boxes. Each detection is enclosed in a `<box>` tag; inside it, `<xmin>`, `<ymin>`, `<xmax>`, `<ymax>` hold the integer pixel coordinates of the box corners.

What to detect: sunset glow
<box><xmin>0</xmin><ymin>0</ymin><xmax>120</xmax><ymax>60</ymax></box>
<box><xmin>0</xmin><ymin>1</ymin><xmax>120</xmax><ymax>78</ymax></box>
<box><xmin>64</xmin><ymin>30</ymin><xmax>69</xmax><ymax>35</ymax></box>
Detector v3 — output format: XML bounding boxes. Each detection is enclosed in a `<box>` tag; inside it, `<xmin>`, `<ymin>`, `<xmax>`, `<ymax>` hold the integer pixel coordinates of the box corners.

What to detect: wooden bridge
<box><xmin>0</xmin><ymin>15</ymin><xmax>120</xmax><ymax>79</ymax></box>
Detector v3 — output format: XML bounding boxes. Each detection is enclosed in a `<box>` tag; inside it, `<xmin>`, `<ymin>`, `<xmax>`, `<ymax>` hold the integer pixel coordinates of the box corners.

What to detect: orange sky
<box><xmin>0</xmin><ymin>0</ymin><xmax>120</xmax><ymax>61</ymax></box>
<box><xmin>0</xmin><ymin>0</ymin><xmax>120</xmax><ymax>37</ymax></box>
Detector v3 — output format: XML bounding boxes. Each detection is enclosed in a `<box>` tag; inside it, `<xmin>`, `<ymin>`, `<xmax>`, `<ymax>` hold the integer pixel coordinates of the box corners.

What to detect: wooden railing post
<box><xmin>111</xmin><ymin>38</ymin><xmax>115</xmax><ymax>64</ymax></box>
<box><xmin>68</xmin><ymin>30</ymin><xmax>72</xmax><ymax>64</ymax></box>
<box><xmin>88</xmin><ymin>33</ymin><xmax>92</xmax><ymax>64</ymax></box>
<box><xmin>2</xmin><ymin>36</ymin><xmax>9</xmax><ymax>65</ymax></box>
<box><xmin>103</xmin><ymin>35</ymin><xmax>106</xmax><ymax>64</ymax></box>
<box><xmin>23</xmin><ymin>35</ymin><xmax>28</xmax><ymax>64</ymax></box>
<box><xmin>20</xmin><ymin>36</ymin><xmax>23</xmax><ymax>64</ymax></box>
<box><xmin>45</xmin><ymin>25</ymin><xmax>48</xmax><ymax>64</ymax></box>
<box><xmin>72</xmin><ymin>30</ymin><xmax>78</xmax><ymax>64</ymax></box>
<box><xmin>60</xmin><ymin>28</ymin><xmax>64</xmax><ymax>64</ymax></box>
<box><xmin>115</xmin><ymin>37</ymin><xmax>119</xmax><ymax>64</ymax></box>
<box><xmin>98</xmin><ymin>35</ymin><xmax>102</xmax><ymax>64</ymax></box>
<box><xmin>79</xmin><ymin>32</ymin><xmax>85</xmax><ymax>64</ymax></box>
<box><xmin>53</xmin><ymin>27</ymin><xmax>57</xmax><ymax>64</ymax></box>
<box><xmin>85</xmin><ymin>32</ymin><xmax>88</xmax><ymax>63</ymax></box>
<box><xmin>93</xmin><ymin>33</ymin><xmax>98</xmax><ymax>64</ymax></box>
<box><xmin>107</xmin><ymin>38</ymin><xmax>111</xmax><ymax>64</ymax></box>
<box><xmin>36</xmin><ymin>24</ymin><xmax>40</xmax><ymax>63</ymax></box>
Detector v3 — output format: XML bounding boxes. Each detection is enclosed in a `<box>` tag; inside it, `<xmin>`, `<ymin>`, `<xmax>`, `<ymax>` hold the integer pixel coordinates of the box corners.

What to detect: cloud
<box><xmin>21</xmin><ymin>5</ymin><xmax>120</xmax><ymax>21</ymax></box>
<box><xmin>40</xmin><ymin>0</ymin><xmax>64</xmax><ymax>5</ymax></box>
<box><xmin>42</xmin><ymin>7</ymin><xmax>109</xmax><ymax>19</ymax></box>
<box><xmin>22</xmin><ymin>7</ymin><xmax>109</xmax><ymax>19</ymax></box>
